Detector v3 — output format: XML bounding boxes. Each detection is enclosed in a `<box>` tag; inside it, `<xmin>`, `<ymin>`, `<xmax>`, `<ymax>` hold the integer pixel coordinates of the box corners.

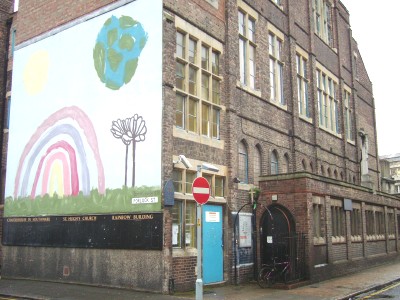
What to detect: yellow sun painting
<box><xmin>23</xmin><ymin>50</ymin><xmax>49</xmax><ymax>95</ymax></box>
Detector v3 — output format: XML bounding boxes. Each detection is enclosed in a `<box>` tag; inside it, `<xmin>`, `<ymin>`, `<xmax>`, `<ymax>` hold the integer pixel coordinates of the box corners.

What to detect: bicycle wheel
<box><xmin>257</xmin><ymin>266</ymin><xmax>274</xmax><ymax>288</ymax></box>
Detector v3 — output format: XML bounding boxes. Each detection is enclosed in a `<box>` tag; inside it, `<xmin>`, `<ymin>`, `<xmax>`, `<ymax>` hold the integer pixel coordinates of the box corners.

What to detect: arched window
<box><xmin>334</xmin><ymin>170</ymin><xmax>338</xmax><ymax>179</ymax></box>
<box><xmin>321</xmin><ymin>165</ymin><xmax>325</xmax><ymax>176</ymax></box>
<box><xmin>254</xmin><ymin>146</ymin><xmax>262</xmax><ymax>186</ymax></box>
<box><xmin>302</xmin><ymin>159</ymin><xmax>307</xmax><ymax>171</ymax></box>
<box><xmin>271</xmin><ymin>150</ymin><xmax>279</xmax><ymax>175</ymax></box>
<box><xmin>282</xmin><ymin>153</ymin><xmax>289</xmax><ymax>173</ymax></box>
<box><xmin>239</xmin><ymin>141</ymin><xmax>248</xmax><ymax>183</ymax></box>
<box><xmin>327</xmin><ymin>168</ymin><xmax>331</xmax><ymax>178</ymax></box>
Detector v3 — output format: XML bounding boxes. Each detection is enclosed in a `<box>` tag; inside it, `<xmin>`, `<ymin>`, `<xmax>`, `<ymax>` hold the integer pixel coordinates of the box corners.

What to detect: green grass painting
<box><xmin>4</xmin><ymin>186</ymin><xmax>161</xmax><ymax>217</ymax></box>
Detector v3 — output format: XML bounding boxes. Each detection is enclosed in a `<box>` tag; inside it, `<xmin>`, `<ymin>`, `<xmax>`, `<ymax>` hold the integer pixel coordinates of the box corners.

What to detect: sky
<box><xmin>340</xmin><ymin>0</ymin><xmax>399</xmax><ymax>156</ymax></box>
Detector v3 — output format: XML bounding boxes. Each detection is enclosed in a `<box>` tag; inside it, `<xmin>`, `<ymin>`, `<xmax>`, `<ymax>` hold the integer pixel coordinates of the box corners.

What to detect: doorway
<box><xmin>260</xmin><ymin>204</ymin><xmax>295</xmax><ymax>265</ymax></box>
<box><xmin>202</xmin><ymin>204</ymin><xmax>223</xmax><ymax>284</ymax></box>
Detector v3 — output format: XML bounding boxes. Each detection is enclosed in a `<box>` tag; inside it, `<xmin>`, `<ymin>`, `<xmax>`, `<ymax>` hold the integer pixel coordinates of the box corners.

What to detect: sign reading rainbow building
<box><xmin>4</xmin><ymin>0</ymin><xmax>162</xmax><ymax>247</ymax></box>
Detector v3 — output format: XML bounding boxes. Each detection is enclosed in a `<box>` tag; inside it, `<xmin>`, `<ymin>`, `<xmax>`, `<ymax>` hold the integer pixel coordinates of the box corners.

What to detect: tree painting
<box><xmin>110</xmin><ymin>114</ymin><xmax>147</xmax><ymax>187</ymax></box>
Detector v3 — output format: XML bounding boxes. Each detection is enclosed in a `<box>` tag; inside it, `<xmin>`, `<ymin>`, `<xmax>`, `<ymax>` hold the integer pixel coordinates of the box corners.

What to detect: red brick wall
<box><xmin>259</xmin><ymin>174</ymin><xmax>400</xmax><ymax>283</ymax></box>
<box><xmin>14</xmin><ymin>0</ymin><xmax>118</xmax><ymax>45</ymax></box>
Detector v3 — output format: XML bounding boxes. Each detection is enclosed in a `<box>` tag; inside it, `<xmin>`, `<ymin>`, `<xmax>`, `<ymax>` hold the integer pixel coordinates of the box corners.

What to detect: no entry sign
<box><xmin>192</xmin><ymin>177</ymin><xmax>210</xmax><ymax>205</ymax></box>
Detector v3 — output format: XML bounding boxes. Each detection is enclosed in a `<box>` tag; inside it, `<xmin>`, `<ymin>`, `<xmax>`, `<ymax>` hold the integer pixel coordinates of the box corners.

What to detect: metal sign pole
<box><xmin>195</xmin><ymin>165</ymin><xmax>203</xmax><ymax>300</ymax></box>
<box><xmin>196</xmin><ymin>202</ymin><xmax>203</xmax><ymax>300</ymax></box>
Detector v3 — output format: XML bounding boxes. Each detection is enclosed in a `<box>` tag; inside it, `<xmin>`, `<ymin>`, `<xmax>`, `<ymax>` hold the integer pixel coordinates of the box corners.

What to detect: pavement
<box><xmin>0</xmin><ymin>261</ymin><xmax>400</xmax><ymax>300</ymax></box>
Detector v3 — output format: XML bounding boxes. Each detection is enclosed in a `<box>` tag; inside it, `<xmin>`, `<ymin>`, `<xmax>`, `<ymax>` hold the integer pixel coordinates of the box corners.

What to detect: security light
<box><xmin>201</xmin><ymin>162</ymin><xmax>219</xmax><ymax>173</ymax></box>
<box><xmin>173</xmin><ymin>154</ymin><xmax>192</xmax><ymax>169</ymax></box>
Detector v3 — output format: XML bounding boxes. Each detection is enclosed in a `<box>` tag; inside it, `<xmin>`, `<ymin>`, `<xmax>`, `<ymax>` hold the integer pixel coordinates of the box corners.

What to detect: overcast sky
<box><xmin>340</xmin><ymin>0</ymin><xmax>398</xmax><ymax>156</ymax></box>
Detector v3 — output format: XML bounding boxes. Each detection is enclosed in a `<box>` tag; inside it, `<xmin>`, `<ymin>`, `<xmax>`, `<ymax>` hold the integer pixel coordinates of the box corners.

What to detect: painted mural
<box><xmin>5</xmin><ymin>0</ymin><xmax>162</xmax><ymax>217</ymax></box>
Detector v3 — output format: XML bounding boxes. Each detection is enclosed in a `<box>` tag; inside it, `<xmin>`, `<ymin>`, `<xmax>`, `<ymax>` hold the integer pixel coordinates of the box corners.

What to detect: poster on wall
<box><xmin>3</xmin><ymin>0</ymin><xmax>163</xmax><ymax>249</ymax></box>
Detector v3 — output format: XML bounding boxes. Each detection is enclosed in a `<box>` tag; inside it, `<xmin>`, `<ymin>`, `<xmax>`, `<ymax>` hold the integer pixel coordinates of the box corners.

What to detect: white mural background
<box><xmin>5</xmin><ymin>0</ymin><xmax>162</xmax><ymax>215</ymax></box>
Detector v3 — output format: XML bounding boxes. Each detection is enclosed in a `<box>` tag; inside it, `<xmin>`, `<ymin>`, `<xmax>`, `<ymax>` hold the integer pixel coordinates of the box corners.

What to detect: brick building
<box><xmin>1</xmin><ymin>0</ymin><xmax>400</xmax><ymax>294</ymax></box>
<box><xmin>380</xmin><ymin>154</ymin><xmax>400</xmax><ymax>195</ymax></box>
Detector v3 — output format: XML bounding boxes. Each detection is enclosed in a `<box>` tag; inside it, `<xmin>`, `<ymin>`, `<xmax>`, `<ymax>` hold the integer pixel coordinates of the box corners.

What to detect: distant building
<box><xmin>380</xmin><ymin>154</ymin><xmax>400</xmax><ymax>194</ymax></box>
<box><xmin>1</xmin><ymin>0</ymin><xmax>400</xmax><ymax>294</ymax></box>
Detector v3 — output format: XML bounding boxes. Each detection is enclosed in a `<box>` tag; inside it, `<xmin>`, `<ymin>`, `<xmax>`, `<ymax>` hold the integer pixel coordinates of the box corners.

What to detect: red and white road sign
<box><xmin>192</xmin><ymin>177</ymin><xmax>210</xmax><ymax>205</ymax></box>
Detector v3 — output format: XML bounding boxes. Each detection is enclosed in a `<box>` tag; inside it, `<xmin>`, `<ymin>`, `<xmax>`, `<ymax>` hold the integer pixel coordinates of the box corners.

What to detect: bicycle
<box><xmin>257</xmin><ymin>257</ymin><xmax>291</xmax><ymax>288</ymax></box>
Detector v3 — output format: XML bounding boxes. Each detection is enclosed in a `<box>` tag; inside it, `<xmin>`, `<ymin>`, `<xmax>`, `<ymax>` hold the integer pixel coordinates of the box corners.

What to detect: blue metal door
<box><xmin>202</xmin><ymin>204</ymin><xmax>223</xmax><ymax>283</ymax></box>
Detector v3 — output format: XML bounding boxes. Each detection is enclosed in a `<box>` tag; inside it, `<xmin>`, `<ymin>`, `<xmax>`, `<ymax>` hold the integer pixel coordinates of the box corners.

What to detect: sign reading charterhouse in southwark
<box><xmin>192</xmin><ymin>177</ymin><xmax>210</xmax><ymax>205</ymax></box>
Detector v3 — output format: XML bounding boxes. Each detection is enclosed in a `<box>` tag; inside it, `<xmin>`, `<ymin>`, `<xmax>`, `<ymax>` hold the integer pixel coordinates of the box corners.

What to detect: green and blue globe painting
<box><xmin>93</xmin><ymin>15</ymin><xmax>148</xmax><ymax>90</ymax></box>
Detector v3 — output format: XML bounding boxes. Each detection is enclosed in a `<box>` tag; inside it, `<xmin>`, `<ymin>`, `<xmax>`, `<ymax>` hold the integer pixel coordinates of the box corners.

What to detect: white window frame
<box><xmin>313</xmin><ymin>0</ymin><xmax>333</xmax><ymax>47</ymax></box>
<box><xmin>268</xmin><ymin>24</ymin><xmax>285</xmax><ymax>108</ymax></box>
<box><xmin>344</xmin><ymin>87</ymin><xmax>354</xmax><ymax>143</ymax></box>
<box><xmin>238</xmin><ymin>0</ymin><xmax>258</xmax><ymax>91</ymax></box>
<box><xmin>316</xmin><ymin>63</ymin><xmax>340</xmax><ymax>136</ymax></box>
<box><xmin>296</xmin><ymin>47</ymin><xmax>311</xmax><ymax>121</ymax></box>
<box><xmin>174</xmin><ymin>18</ymin><xmax>223</xmax><ymax>142</ymax></box>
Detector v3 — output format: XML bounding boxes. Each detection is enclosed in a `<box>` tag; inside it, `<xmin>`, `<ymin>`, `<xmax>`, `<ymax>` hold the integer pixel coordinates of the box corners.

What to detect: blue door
<box><xmin>202</xmin><ymin>204</ymin><xmax>223</xmax><ymax>284</ymax></box>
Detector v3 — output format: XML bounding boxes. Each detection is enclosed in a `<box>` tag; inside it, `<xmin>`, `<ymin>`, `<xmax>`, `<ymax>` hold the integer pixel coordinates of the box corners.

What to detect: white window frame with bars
<box><xmin>387</xmin><ymin>208</ymin><xmax>396</xmax><ymax>239</ymax></box>
<box><xmin>268</xmin><ymin>24</ymin><xmax>285</xmax><ymax>108</ymax></box>
<box><xmin>238</xmin><ymin>0</ymin><xmax>258</xmax><ymax>94</ymax></box>
<box><xmin>350</xmin><ymin>202</ymin><xmax>362</xmax><ymax>242</ymax></box>
<box><xmin>312</xmin><ymin>0</ymin><xmax>334</xmax><ymax>47</ymax></box>
<box><xmin>175</xmin><ymin>18</ymin><xmax>223</xmax><ymax>142</ymax></box>
<box><xmin>313</xmin><ymin>196</ymin><xmax>326</xmax><ymax>244</ymax></box>
<box><xmin>331</xmin><ymin>199</ymin><xmax>346</xmax><ymax>243</ymax></box>
<box><xmin>365</xmin><ymin>205</ymin><xmax>386</xmax><ymax>241</ymax></box>
<box><xmin>316</xmin><ymin>63</ymin><xmax>341</xmax><ymax>136</ymax></box>
<box><xmin>296</xmin><ymin>46</ymin><xmax>311</xmax><ymax>121</ymax></box>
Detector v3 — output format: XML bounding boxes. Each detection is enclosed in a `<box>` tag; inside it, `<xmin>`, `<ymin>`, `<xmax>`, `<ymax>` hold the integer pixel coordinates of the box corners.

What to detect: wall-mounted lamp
<box><xmin>200</xmin><ymin>162</ymin><xmax>219</xmax><ymax>173</ymax></box>
<box><xmin>173</xmin><ymin>154</ymin><xmax>192</xmax><ymax>169</ymax></box>
<box><xmin>233</xmin><ymin>177</ymin><xmax>241</xmax><ymax>183</ymax></box>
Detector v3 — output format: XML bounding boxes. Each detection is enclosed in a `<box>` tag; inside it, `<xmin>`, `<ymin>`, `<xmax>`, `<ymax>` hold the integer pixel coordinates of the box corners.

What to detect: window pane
<box><xmin>186</xmin><ymin>171</ymin><xmax>196</xmax><ymax>194</ymax></box>
<box><xmin>239</xmin><ymin>38</ymin><xmax>246</xmax><ymax>84</ymax></box>
<box><xmin>215</xmin><ymin>176</ymin><xmax>224</xmax><ymax>197</ymax></box>
<box><xmin>202</xmin><ymin>103</ymin><xmax>210</xmax><ymax>136</ymax></box>
<box><xmin>270</xmin><ymin>59</ymin><xmax>275</xmax><ymax>100</ymax></box>
<box><xmin>189</xmin><ymin>38</ymin><xmax>196</xmax><ymax>63</ymax></box>
<box><xmin>185</xmin><ymin>202</ymin><xmax>196</xmax><ymax>247</ymax></box>
<box><xmin>249</xmin><ymin>45</ymin><xmax>255</xmax><ymax>89</ymax></box>
<box><xmin>278</xmin><ymin>63</ymin><xmax>284</xmax><ymax>105</ymax></box>
<box><xmin>202</xmin><ymin>74</ymin><xmax>210</xmax><ymax>101</ymax></box>
<box><xmin>189</xmin><ymin>67</ymin><xmax>197</xmax><ymax>95</ymax></box>
<box><xmin>172</xmin><ymin>169</ymin><xmax>183</xmax><ymax>192</ymax></box>
<box><xmin>248</xmin><ymin>18</ymin><xmax>255</xmax><ymax>42</ymax></box>
<box><xmin>239</xmin><ymin>142</ymin><xmax>248</xmax><ymax>183</ymax></box>
<box><xmin>188</xmin><ymin>99</ymin><xmax>197</xmax><ymax>132</ymax></box>
<box><xmin>176</xmin><ymin>32</ymin><xmax>185</xmax><ymax>58</ymax></box>
<box><xmin>202</xmin><ymin>46</ymin><xmax>209</xmax><ymax>70</ymax></box>
<box><xmin>175</xmin><ymin>94</ymin><xmax>185</xmax><ymax>128</ymax></box>
<box><xmin>212</xmin><ymin>79</ymin><xmax>220</xmax><ymax>104</ymax></box>
<box><xmin>238</xmin><ymin>11</ymin><xmax>245</xmax><ymax>35</ymax></box>
<box><xmin>172</xmin><ymin>201</ymin><xmax>183</xmax><ymax>248</ymax></box>
<box><xmin>271</xmin><ymin>151</ymin><xmax>278</xmax><ymax>175</ymax></box>
<box><xmin>212</xmin><ymin>51</ymin><xmax>219</xmax><ymax>75</ymax></box>
<box><xmin>211</xmin><ymin>108</ymin><xmax>220</xmax><ymax>139</ymax></box>
<box><xmin>176</xmin><ymin>62</ymin><xmax>185</xmax><ymax>90</ymax></box>
<box><xmin>268</xmin><ymin>34</ymin><xmax>274</xmax><ymax>55</ymax></box>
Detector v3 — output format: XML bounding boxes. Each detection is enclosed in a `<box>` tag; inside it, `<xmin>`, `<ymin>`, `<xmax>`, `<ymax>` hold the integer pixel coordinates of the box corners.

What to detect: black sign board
<box><xmin>2</xmin><ymin>213</ymin><xmax>163</xmax><ymax>250</ymax></box>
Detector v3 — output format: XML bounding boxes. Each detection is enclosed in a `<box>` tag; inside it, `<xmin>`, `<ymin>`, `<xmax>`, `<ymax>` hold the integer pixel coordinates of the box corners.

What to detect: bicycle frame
<box><xmin>257</xmin><ymin>257</ymin><xmax>291</xmax><ymax>288</ymax></box>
